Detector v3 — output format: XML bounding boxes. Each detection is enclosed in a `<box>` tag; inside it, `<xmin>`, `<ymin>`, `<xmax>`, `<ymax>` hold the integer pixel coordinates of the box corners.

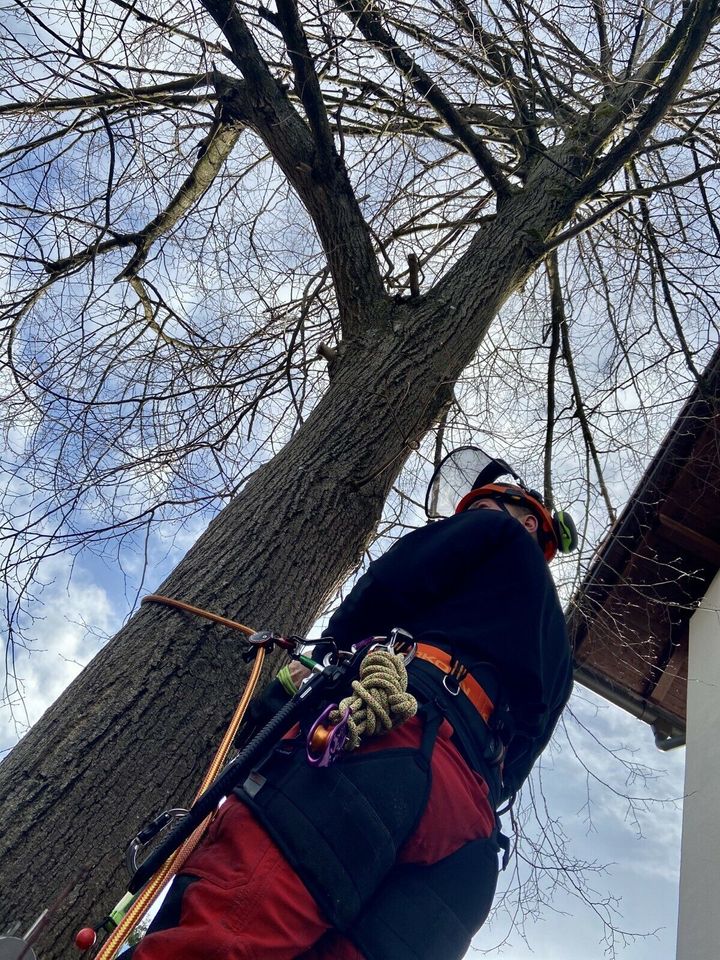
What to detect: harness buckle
<box><xmin>442</xmin><ymin>673</ymin><xmax>461</xmax><ymax>696</ymax></box>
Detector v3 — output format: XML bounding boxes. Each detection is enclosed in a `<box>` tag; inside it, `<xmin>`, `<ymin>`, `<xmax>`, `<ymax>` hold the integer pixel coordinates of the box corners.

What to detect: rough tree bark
<box><xmin>0</xmin><ymin>0</ymin><xmax>716</xmax><ymax>953</ymax></box>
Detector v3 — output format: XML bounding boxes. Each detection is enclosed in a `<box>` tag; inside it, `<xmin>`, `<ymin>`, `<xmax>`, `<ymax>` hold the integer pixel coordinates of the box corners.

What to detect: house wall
<box><xmin>676</xmin><ymin>568</ymin><xmax>720</xmax><ymax>960</ymax></box>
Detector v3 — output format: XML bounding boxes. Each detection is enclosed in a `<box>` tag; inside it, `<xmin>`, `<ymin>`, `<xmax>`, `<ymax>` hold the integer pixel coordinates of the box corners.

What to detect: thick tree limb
<box><xmin>200</xmin><ymin>0</ymin><xmax>387</xmax><ymax>334</ymax></box>
<box><xmin>579</xmin><ymin>0</ymin><xmax>719</xmax><ymax>197</ymax></box>
<box><xmin>591</xmin><ymin>0</ymin><xmax>612</xmax><ymax>83</ymax></box>
<box><xmin>274</xmin><ymin>0</ymin><xmax>337</xmax><ymax>170</ymax></box>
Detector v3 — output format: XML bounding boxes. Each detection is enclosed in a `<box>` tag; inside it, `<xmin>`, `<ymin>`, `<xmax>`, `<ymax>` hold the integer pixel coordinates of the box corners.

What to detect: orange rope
<box><xmin>94</xmin><ymin>596</ymin><xmax>265</xmax><ymax>959</ymax></box>
<box><xmin>141</xmin><ymin>594</ymin><xmax>256</xmax><ymax>637</ymax></box>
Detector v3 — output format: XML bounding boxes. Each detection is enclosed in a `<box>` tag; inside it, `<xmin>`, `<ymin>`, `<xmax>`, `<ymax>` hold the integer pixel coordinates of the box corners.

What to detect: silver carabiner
<box><xmin>126</xmin><ymin>808</ymin><xmax>189</xmax><ymax>876</ymax></box>
<box><xmin>387</xmin><ymin>627</ymin><xmax>416</xmax><ymax>665</ymax></box>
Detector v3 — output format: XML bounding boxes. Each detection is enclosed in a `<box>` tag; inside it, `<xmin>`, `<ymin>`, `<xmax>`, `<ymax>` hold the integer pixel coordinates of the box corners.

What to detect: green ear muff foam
<box><xmin>553</xmin><ymin>511</ymin><xmax>578</xmax><ymax>553</ymax></box>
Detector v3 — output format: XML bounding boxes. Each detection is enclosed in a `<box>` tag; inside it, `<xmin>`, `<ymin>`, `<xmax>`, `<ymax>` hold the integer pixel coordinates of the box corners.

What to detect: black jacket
<box><xmin>322</xmin><ymin>508</ymin><xmax>572</xmax><ymax>798</ymax></box>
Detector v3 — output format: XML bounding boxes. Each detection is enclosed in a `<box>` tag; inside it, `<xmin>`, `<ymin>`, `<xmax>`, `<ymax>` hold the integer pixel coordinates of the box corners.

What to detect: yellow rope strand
<box><xmin>329</xmin><ymin>649</ymin><xmax>417</xmax><ymax>750</ymax></box>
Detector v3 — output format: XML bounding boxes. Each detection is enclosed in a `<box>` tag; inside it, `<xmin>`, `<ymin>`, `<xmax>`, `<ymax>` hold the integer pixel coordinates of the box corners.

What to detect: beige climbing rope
<box><xmin>329</xmin><ymin>648</ymin><xmax>417</xmax><ymax>750</ymax></box>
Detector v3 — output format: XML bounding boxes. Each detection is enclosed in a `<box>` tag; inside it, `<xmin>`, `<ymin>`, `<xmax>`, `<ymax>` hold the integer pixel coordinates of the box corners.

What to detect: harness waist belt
<box><xmin>414</xmin><ymin>644</ymin><xmax>494</xmax><ymax>724</ymax></box>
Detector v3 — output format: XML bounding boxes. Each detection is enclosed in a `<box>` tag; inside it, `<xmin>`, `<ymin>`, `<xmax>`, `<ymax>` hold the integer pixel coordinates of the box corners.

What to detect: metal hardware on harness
<box><xmin>350</xmin><ymin>635</ymin><xmax>385</xmax><ymax>655</ymax></box>
<box><xmin>414</xmin><ymin>643</ymin><xmax>494</xmax><ymax>724</ymax></box>
<box><xmin>126</xmin><ymin>808</ymin><xmax>189</xmax><ymax>876</ymax></box>
<box><xmin>483</xmin><ymin>734</ymin><xmax>507</xmax><ymax>768</ymax></box>
<box><xmin>352</xmin><ymin>629</ymin><xmax>417</xmax><ymax>665</ymax></box>
<box><xmin>246</xmin><ymin>630</ymin><xmax>296</xmax><ymax>652</ymax></box>
<box><xmin>127</xmin><ymin>642</ymin><xmax>373</xmax><ymax>897</ymax></box>
<box><xmin>307</xmin><ymin>704</ymin><xmax>351</xmax><ymax>766</ymax></box>
<box><xmin>306</xmin><ymin>632</ymin><xmax>418</xmax><ymax>761</ymax></box>
<box><xmin>308</xmin><ymin>631</ymin><xmax>415</xmax><ymax>765</ymax></box>
<box><xmin>387</xmin><ymin>626</ymin><xmax>417</xmax><ymax>664</ymax></box>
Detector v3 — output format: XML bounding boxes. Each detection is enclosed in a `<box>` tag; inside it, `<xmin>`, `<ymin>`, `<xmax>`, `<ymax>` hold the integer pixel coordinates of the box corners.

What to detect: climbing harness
<box><xmin>122</xmin><ymin>640</ymin><xmax>396</xmax><ymax>893</ymax></box>
<box><xmin>414</xmin><ymin>643</ymin><xmax>494</xmax><ymax>724</ymax></box>
<box><xmin>74</xmin><ymin>595</ymin><xmax>416</xmax><ymax>958</ymax></box>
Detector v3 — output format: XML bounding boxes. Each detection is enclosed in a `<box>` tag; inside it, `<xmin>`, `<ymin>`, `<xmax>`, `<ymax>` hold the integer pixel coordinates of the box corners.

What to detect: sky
<box><xmin>476</xmin><ymin>697</ymin><xmax>685</xmax><ymax>960</ymax></box>
<box><xmin>1</xmin><ymin>513</ymin><xmax>688</xmax><ymax>960</ymax></box>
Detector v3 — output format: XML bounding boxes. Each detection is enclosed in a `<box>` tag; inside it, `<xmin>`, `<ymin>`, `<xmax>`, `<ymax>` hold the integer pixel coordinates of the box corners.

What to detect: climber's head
<box><xmin>424</xmin><ymin>447</ymin><xmax>578</xmax><ymax>563</ymax></box>
<box><xmin>456</xmin><ymin>482</ymin><xmax>557</xmax><ymax>560</ymax></box>
<box><xmin>464</xmin><ymin>491</ymin><xmax>539</xmax><ymax>540</ymax></box>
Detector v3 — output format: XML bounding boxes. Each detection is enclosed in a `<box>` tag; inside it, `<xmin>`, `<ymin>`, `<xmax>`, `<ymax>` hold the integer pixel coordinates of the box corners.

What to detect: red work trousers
<box><xmin>131</xmin><ymin>717</ymin><xmax>495</xmax><ymax>960</ymax></box>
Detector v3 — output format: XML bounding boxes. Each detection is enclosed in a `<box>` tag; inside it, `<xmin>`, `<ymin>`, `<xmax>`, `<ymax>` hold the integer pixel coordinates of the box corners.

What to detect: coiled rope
<box><xmin>329</xmin><ymin>648</ymin><xmax>417</xmax><ymax>751</ymax></box>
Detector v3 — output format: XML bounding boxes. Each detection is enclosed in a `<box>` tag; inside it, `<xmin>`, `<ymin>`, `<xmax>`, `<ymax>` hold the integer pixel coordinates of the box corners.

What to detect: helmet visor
<box><xmin>425</xmin><ymin>446</ymin><xmax>519</xmax><ymax>518</ymax></box>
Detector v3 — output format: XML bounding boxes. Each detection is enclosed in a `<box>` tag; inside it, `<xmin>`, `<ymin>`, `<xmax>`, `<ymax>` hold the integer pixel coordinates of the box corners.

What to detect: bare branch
<box><xmin>0</xmin><ymin>74</ymin><xmax>221</xmax><ymax>117</ymax></box>
<box><xmin>579</xmin><ymin>0</ymin><xmax>719</xmax><ymax>198</ymax></box>
<box><xmin>200</xmin><ymin>0</ymin><xmax>387</xmax><ymax>332</ymax></box>
<box><xmin>543</xmin><ymin>254</ymin><xmax>561</xmax><ymax>510</ymax></box>
<box><xmin>273</xmin><ymin>0</ymin><xmax>337</xmax><ymax>169</ymax></box>
<box><xmin>45</xmin><ymin>117</ymin><xmax>245</xmax><ymax>278</ymax></box>
<box><xmin>629</xmin><ymin>161</ymin><xmax>703</xmax><ymax>382</ymax></box>
<box><xmin>549</xmin><ymin>253</ymin><xmax>618</xmax><ymax>523</ymax></box>
<box><xmin>337</xmin><ymin>0</ymin><xmax>513</xmax><ymax>201</ymax></box>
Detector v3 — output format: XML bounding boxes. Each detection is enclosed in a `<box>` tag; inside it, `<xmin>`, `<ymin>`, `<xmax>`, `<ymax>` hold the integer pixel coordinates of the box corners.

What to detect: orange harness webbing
<box><xmin>414</xmin><ymin>643</ymin><xmax>494</xmax><ymax>724</ymax></box>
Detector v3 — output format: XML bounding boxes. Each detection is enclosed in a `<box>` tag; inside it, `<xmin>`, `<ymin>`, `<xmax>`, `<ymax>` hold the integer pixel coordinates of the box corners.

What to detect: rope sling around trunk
<box><xmin>91</xmin><ymin>595</ymin><xmax>263</xmax><ymax>960</ymax></box>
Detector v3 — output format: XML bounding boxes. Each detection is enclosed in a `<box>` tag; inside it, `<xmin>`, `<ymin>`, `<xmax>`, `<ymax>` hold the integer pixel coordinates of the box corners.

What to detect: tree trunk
<box><xmin>0</xmin><ymin>152</ymin><xmax>578</xmax><ymax>958</ymax></box>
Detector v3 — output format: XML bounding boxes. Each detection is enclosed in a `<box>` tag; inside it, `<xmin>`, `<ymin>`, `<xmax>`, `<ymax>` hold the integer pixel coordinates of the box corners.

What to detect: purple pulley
<box><xmin>306</xmin><ymin>705</ymin><xmax>351</xmax><ymax>767</ymax></box>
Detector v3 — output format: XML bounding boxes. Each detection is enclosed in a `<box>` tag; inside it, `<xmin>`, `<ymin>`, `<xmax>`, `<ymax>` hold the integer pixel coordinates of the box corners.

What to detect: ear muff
<box><xmin>460</xmin><ymin>485</ymin><xmax>579</xmax><ymax>560</ymax></box>
<box><xmin>553</xmin><ymin>510</ymin><xmax>578</xmax><ymax>554</ymax></box>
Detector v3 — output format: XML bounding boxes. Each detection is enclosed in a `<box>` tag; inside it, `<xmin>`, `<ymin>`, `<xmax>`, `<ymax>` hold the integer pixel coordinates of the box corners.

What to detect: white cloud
<box><xmin>1</xmin><ymin>554</ymin><xmax>120</xmax><ymax>751</ymax></box>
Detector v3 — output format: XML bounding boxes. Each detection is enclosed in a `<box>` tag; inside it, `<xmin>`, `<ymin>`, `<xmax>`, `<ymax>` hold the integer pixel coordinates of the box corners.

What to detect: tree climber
<box><xmin>127</xmin><ymin>447</ymin><xmax>578</xmax><ymax>960</ymax></box>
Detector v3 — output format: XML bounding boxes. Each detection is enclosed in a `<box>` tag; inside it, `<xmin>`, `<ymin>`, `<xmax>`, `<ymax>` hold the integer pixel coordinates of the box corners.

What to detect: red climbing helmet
<box><xmin>424</xmin><ymin>446</ymin><xmax>578</xmax><ymax>562</ymax></box>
